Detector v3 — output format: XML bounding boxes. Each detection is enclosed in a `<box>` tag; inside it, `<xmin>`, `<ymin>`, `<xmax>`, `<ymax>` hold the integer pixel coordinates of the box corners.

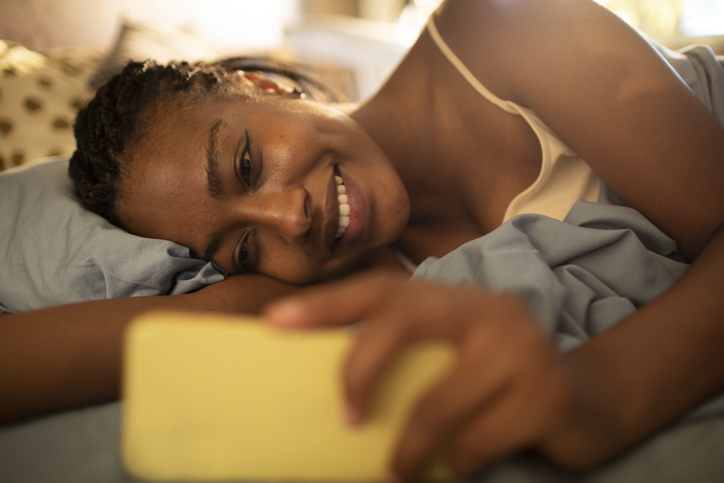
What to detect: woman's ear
<box><xmin>238</xmin><ymin>71</ymin><xmax>304</xmax><ymax>98</ymax></box>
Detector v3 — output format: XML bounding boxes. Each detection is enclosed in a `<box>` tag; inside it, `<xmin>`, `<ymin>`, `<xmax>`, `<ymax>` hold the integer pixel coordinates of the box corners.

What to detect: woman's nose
<box><xmin>244</xmin><ymin>186</ymin><xmax>311</xmax><ymax>243</ymax></box>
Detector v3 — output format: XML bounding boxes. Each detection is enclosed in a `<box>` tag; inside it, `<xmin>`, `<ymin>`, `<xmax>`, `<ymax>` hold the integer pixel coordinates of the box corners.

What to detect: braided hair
<box><xmin>69</xmin><ymin>58</ymin><xmax>345</xmax><ymax>229</ymax></box>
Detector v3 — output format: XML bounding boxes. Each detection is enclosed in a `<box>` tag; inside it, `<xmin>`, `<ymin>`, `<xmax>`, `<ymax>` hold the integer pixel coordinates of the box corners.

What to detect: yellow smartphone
<box><xmin>122</xmin><ymin>312</ymin><xmax>455</xmax><ymax>481</ymax></box>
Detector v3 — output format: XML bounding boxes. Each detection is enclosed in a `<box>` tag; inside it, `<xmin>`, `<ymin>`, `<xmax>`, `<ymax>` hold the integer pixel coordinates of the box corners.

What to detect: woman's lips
<box><xmin>322</xmin><ymin>165</ymin><xmax>369</xmax><ymax>253</ymax></box>
<box><xmin>334</xmin><ymin>174</ymin><xmax>350</xmax><ymax>237</ymax></box>
<box><xmin>322</xmin><ymin>172</ymin><xmax>340</xmax><ymax>251</ymax></box>
<box><xmin>333</xmin><ymin>165</ymin><xmax>368</xmax><ymax>250</ymax></box>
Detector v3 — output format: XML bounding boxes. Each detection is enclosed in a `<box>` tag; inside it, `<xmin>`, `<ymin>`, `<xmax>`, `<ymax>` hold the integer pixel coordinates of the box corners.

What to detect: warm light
<box><xmin>394</xmin><ymin>0</ymin><xmax>443</xmax><ymax>45</ymax></box>
<box><xmin>680</xmin><ymin>0</ymin><xmax>724</xmax><ymax>37</ymax></box>
<box><xmin>413</xmin><ymin>0</ymin><xmax>442</xmax><ymax>6</ymax></box>
<box><xmin>174</xmin><ymin>0</ymin><xmax>299</xmax><ymax>53</ymax></box>
<box><xmin>595</xmin><ymin>0</ymin><xmax>724</xmax><ymax>45</ymax></box>
<box><xmin>110</xmin><ymin>0</ymin><xmax>300</xmax><ymax>54</ymax></box>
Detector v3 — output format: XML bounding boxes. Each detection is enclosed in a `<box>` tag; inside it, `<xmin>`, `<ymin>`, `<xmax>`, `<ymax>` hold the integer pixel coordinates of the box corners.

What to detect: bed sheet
<box><xmin>3</xmin><ymin>181</ymin><xmax>724</xmax><ymax>483</ymax></box>
<box><xmin>1</xmin><ymin>402</ymin><xmax>723</xmax><ymax>483</ymax></box>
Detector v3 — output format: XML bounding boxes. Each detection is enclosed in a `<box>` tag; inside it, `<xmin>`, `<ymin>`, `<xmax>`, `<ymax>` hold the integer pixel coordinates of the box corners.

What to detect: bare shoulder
<box><xmin>432</xmin><ymin>0</ymin><xmax>638</xmax><ymax>103</ymax></box>
<box><xmin>432</xmin><ymin>0</ymin><xmax>724</xmax><ymax>258</ymax></box>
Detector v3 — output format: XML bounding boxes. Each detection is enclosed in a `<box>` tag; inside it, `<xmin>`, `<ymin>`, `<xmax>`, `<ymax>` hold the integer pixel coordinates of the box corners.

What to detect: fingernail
<box><xmin>345</xmin><ymin>404</ymin><xmax>362</xmax><ymax>426</ymax></box>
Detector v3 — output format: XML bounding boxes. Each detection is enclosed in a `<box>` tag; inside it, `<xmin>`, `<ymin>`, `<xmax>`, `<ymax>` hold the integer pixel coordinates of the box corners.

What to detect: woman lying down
<box><xmin>2</xmin><ymin>0</ymin><xmax>724</xmax><ymax>480</ymax></box>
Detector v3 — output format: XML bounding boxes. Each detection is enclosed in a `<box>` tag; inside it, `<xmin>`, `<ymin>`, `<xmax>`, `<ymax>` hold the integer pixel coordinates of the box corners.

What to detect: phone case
<box><xmin>122</xmin><ymin>312</ymin><xmax>454</xmax><ymax>481</ymax></box>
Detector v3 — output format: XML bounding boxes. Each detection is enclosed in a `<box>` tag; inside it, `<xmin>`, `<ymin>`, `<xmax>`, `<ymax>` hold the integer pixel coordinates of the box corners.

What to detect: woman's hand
<box><xmin>264</xmin><ymin>271</ymin><xmax>616</xmax><ymax>480</ymax></box>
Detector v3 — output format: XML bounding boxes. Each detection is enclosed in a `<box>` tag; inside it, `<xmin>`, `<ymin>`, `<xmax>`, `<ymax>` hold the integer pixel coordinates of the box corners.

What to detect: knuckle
<box><xmin>343</xmin><ymin>325</ymin><xmax>411</xmax><ymax>411</ymax></box>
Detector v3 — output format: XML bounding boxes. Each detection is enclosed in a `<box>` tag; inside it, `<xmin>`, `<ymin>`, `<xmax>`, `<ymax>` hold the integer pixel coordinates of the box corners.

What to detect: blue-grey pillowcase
<box><xmin>0</xmin><ymin>157</ymin><xmax>226</xmax><ymax>314</ymax></box>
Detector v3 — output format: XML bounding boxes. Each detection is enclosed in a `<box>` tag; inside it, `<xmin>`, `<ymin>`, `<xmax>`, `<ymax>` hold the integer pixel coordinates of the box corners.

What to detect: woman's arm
<box><xmin>0</xmin><ymin>275</ymin><xmax>296</xmax><ymax>424</ymax></box>
<box><xmin>434</xmin><ymin>0</ymin><xmax>724</xmax><ymax>461</ymax></box>
<box><xmin>436</xmin><ymin>0</ymin><xmax>724</xmax><ymax>258</ymax></box>
<box><xmin>540</xmin><ymin>225</ymin><xmax>724</xmax><ymax>467</ymax></box>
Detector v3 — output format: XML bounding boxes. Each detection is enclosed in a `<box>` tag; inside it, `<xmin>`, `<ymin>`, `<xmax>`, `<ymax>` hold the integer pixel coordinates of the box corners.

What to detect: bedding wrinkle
<box><xmin>412</xmin><ymin>196</ymin><xmax>689</xmax><ymax>346</ymax></box>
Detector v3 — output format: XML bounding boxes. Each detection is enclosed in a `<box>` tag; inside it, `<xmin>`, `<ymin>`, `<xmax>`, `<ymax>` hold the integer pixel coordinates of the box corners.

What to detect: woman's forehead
<box><xmin>122</xmin><ymin>103</ymin><xmax>208</xmax><ymax>196</ymax></box>
<box><xmin>119</xmin><ymin>124</ymin><xmax>211</xmax><ymax>248</ymax></box>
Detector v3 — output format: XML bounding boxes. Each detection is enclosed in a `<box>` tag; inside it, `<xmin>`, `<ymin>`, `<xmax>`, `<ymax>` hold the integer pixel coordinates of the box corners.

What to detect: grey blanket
<box><xmin>3</xmin><ymin>186</ymin><xmax>723</xmax><ymax>483</ymax></box>
<box><xmin>414</xmin><ymin>185</ymin><xmax>724</xmax><ymax>424</ymax></box>
<box><xmin>414</xmin><ymin>187</ymin><xmax>687</xmax><ymax>352</ymax></box>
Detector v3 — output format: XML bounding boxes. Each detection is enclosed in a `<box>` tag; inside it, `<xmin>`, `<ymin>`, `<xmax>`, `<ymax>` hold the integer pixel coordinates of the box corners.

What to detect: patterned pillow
<box><xmin>0</xmin><ymin>40</ymin><xmax>100</xmax><ymax>172</ymax></box>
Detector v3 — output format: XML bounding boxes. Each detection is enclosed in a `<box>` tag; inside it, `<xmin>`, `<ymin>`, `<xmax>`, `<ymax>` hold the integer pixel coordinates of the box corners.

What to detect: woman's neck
<box><xmin>350</xmin><ymin>41</ymin><xmax>467</xmax><ymax>226</ymax></box>
<box><xmin>349</xmin><ymin>26</ymin><xmax>542</xmax><ymax>263</ymax></box>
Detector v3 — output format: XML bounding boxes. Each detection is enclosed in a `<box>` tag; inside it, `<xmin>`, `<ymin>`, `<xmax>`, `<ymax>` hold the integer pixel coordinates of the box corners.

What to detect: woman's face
<box><xmin>118</xmin><ymin>93</ymin><xmax>410</xmax><ymax>284</ymax></box>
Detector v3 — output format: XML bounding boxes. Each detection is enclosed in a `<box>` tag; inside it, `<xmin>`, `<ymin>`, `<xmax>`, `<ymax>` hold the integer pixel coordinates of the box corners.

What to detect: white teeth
<box><xmin>335</xmin><ymin>173</ymin><xmax>350</xmax><ymax>238</ymax></box>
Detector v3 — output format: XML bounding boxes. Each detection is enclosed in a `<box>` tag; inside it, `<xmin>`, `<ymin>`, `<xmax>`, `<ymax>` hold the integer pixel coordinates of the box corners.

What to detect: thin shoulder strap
<box><xmin>426</xmin><ymin>15</ymin><xmax>519</xmax><ymax>115</ymax></box>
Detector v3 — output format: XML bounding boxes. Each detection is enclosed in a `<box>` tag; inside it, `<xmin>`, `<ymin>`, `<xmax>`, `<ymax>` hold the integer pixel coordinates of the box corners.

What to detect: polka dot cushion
<box><xmin>0</xmin><ymin>40</ymin><xmax>101</xmax><ymax>172</ymax></box>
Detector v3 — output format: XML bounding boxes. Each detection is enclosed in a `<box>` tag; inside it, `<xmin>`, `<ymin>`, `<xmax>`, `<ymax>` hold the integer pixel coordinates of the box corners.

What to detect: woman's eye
<box><xmin>235</xmin><ymin>233</ymin><xmax>252</xmax><ymax>274</ymax></box>
<box><xmin>240</xmin><ymin>154</ymin><xmax>252</xmax><ymax>185</ymax></box>
<box><xmin>236</xmin><ymin>129</ymin><xmax>254</xmax><ymax>187</ymax></box>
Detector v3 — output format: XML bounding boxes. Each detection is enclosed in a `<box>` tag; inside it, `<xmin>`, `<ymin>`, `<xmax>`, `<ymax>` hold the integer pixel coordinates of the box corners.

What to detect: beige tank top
<box><xmin>427</xmin><ymin>16</ymin><xmax>600</xmax><ymax>222</ymax></box>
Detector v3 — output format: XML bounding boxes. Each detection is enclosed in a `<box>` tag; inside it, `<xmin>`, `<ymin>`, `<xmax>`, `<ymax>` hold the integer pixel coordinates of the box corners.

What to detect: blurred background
<box><xmin>1</xmin><ymin>0</ymin><xmax>722</xmax><ymax>170</ymax></box>
<box><xmin>0</xmin><ymin>0</ymin><xmax>722</xmax><ymax>101</ymax></box>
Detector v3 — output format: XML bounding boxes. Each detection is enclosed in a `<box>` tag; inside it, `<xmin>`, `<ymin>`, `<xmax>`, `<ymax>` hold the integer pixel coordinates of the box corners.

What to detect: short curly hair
<box><xmin>69</xmin><ymin>58</ymin><xmax>345</xmax><ymax>229</ymax></box>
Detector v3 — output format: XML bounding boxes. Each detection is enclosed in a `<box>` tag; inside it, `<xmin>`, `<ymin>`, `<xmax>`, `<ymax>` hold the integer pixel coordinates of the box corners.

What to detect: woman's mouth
<box><xmin>335</xmin><ymin>175</ymin><xmax>350</xmax><ymax>238</ymax></box>
<box><xmin>331</xmin><ymin>165</ymin><xmax>369</xmax><ymax>252</ymax></box>
<box><xmin>323</xmin><ymin>165</ymin><xmax>369</xmax><ymax>253</ymax></box>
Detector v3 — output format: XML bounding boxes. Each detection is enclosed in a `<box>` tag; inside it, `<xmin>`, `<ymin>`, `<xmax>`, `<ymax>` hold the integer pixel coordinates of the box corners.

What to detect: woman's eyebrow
<box><xmin>206</xmin><ymin>119</ymin><xmax>226</xmax><ymax>200</ymax></box>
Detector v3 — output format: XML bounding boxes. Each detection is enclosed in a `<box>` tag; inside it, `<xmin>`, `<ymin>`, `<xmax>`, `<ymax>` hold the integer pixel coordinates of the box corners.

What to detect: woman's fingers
<box><xmin>265</xmin><ymin>271</ymin><xmax>425</xmax><ymax>423</ymax></box>
<box><xmin>265</xmin><ymin>272</ymin><xmax>574</xmax><ymax>479</ymax></box>
<box><xmin>342</xmin><ymin>313</ymin><xmax>410</xmax><ymax>424</ymax></box>
<box><xmin>388</xmin><ymin>327</ymin><xmax>526</xmax><ymax>480</ymax></box>
<box><xmin>389</xmin><ymin>354</ymin><xmax>505</xmax><ymax>481</ymax></box>
<box><xmin>447</xmin><ymin>392</ymin><xmax>539</xmax><ymax>475</ymax></box>
<box><xmin>339</xmin><ymin>280</ymin><xmax>500</xmax><ymax>422</ymax></box>
<box><xmin>448</xmin><ymin>361</ymin><xmax>573</xmax><ymax>475</ymax></box>
<box><xmin>388</xmin><ymin>307</ymin><xmax>566</xmax><ymax>480</ymax></box>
